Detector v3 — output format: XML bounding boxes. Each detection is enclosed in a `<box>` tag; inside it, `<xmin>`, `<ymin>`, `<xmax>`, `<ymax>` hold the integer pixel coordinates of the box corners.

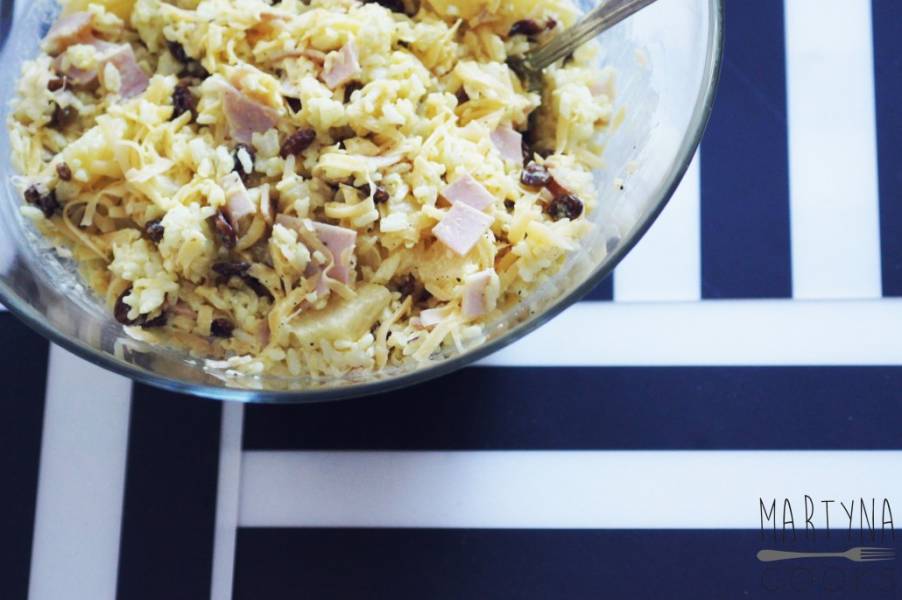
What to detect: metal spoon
<box><xmin>509</xmin><ymin>0</ymin><xmax>661</xmax><ymax>90</ymax></box>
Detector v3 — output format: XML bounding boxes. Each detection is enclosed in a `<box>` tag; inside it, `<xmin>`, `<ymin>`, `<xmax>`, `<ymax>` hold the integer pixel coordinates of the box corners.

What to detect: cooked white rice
<box><xmin>8</xmin><ymin>0</ymin><xmax>616</xmax><ymax>377</ymax></box>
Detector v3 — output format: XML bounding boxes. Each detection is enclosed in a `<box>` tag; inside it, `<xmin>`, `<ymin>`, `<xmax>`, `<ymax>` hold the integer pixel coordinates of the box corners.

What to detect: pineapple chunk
<box><xmin>291</xmin><ymin>284</ymin><xmax>390</xmax><ymax>342</ymax></box>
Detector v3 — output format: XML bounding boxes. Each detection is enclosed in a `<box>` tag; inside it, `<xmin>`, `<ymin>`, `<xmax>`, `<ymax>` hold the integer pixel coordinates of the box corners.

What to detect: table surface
<box><xmin>3</xmin><ymin>1</ymin><xmax>902</xmax><ymax>599</ymax></box>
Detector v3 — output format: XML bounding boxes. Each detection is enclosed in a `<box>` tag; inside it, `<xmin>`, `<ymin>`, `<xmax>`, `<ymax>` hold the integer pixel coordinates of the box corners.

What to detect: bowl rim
<box><xmin>0</xmin><ymin>0</ymin><xmax>724</xmax><ymax>403</ymax></box>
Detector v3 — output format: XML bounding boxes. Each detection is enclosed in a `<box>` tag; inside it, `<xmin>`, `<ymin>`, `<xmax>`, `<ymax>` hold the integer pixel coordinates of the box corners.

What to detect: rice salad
<box><xmin>8</xmin><ymin>0</ymin><xmax>617</xmax><ymax>378</ymax></box>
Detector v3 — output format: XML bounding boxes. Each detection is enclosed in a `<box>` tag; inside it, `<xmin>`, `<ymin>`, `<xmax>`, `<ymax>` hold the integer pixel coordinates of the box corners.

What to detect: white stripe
<box><xmin>28</xmin><ymin>346</ymin><xmax>131</xmax><ymax>600</ymax></box>
<box><xmin>784</xmin><ymin>0</ymin><xmax>882</xmax><ymax>299</ymax></box>
<box><xmin>239</xmin><ymin>450</ymin><xmax>902</xmax><ymax>529</ymax></box>
<box><xmin>210</xmin><ymin>404</ymin><xmax>244</xmax><ymax>600</ymax></box>
<box><xmin>614</xmin><ymin>151</ymin><xmax>701</xmax><ymax>301</ymax></box>
<box><xmin>479</xmin><ymin>298</ymin><xmax>902</xmax><ymax>366</ymax></box>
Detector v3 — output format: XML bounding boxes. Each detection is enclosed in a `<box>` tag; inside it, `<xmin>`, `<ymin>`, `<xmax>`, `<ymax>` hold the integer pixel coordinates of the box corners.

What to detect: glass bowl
<box><xmin>0</xmin><ymin>0</ymin><xmax>723</xmax><ymax>402</ymax></box>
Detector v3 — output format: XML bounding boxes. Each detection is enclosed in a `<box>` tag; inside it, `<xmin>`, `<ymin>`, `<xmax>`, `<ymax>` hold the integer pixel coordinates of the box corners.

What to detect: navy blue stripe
<box><xmin>234</xmin><ymin>529</ymin><xmax>900</xmax><ymax>600</ymax></box>
<box><xmin>116</xmin><ymin>386</ymin><xmax>221</xmax><ymax>600</ymax></box>
<box><xmin>582</xmin><ymin>273</ymin><xmax>613</xmax><ymax>300</ymax></box>
<box><xmin>874</xmin><ymin>0</ymin><xmax>902</xmax><ymax>295</ymax></box>
<box><xmin>700</xmin><ymin>1</ymin><xmax>792</xmax><ymax>299</ymax></box>
<box><xmin>243</xmin><ymin>366</ymin><xmax>902</xmax><ymax>450</ymax></box>
<box><xmin>0</xmin><ymin>315</ymin><xmax>49</xmax><ymax>600</ymax></box>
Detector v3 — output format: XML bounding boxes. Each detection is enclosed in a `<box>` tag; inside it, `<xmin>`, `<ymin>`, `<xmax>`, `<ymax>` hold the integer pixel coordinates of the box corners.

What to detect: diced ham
<box><xmin>322</xmin><ymin>41</ymin><xmax>361</xmax><ymax>90</ymax></box>
<box><xmin>52</xmin><ymin>54</ymin><xmax>98</xmax><ymax>86</ymax></box>
<box><xmin>104</xmin><ymin>44</ymin><xmax>149</xmax><ymax>98</ymax></box>
<box><xmin>220</xmin><ymin>173</ymin><xmax>256</xmax><ymax>229</ymax></box>
<box><xmin>222</xmin><ymin>84</ymin><xmax>279</xmax><ymax>144</ymax></box>
<box><xmin>44</xmin><ymin>12</ymin><xmax>94</xmax><ymax>55</ymax></box>
<box><xmin>441</xmin><ymin>173</ymin><xmax>495</xmax><ymax>211</ymax></box>
<box><xmin>461</xmin><ymin>270</ymin><xmax>493</xmax><ymax>318</ymax></box>
<box><xmin>490</xmin><ymin>126</ymin><xmax>523</xmax><ymax>163</ymax></box>
<box><xmin>311</xmin><ymin>221</ymin><xmax>357</xmax><ymax>284</ymax></box>
<box><xmin>432</xmin><ymin>202</ymin><xmax>494</xmax><ymax>256</ymax></box>
<box><xmin>275</xmin><ymin>215</ymin><xmax>357</xmax><ymax>285</ymax></box>
<box><xmin>52</xmin><ymin>40</ymin><xmax>148</xmax><ymax>97</ymax></box>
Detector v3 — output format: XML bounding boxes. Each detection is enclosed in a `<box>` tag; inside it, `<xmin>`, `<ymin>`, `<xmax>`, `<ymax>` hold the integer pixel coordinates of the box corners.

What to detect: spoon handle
<box><xmin>525</xmin><ymin>0</ymin><xmax>660</xmax><ymax>72</ymax></box>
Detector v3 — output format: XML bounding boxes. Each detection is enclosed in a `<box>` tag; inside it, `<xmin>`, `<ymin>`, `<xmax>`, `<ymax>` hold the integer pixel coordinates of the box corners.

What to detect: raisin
<box><xmin>56</xmin><ymin>162</ymin><xmax>72</xmax><ymax>181</ymax></box>
<box><xmin>38</xmin><ymin>190</ymin><xmax>59</xmax><ymax>218</ymax></box>
<box><xmin>141</xmin><ymin>313</ymin><xmax>168</xmax><ymax>328</ymax></box>
<box><xmin>546</xmin><ymin>17</ymin><xmax>558</xmax><ymax>29</ymax></box>
<box><xmin>344</xmin><ymin>81</ymin><xmax>363</xmax><ymax>103</ymax></box>
<box><xmin>455</xmin><ymin>88</ymin><xmax>470</xmax><ymax>105</ymax></box>
<box><xmin>49</xmin><ymin>102</ymin><xmax>78</xmax><ymax>129</ymax></box>
<box><xmin>171</xmin><ymin>83</ymin><xmax>196</xmax><ymax>120</ymax></box>
<box><xmin>279</xmin><ymin>128</ymin><xmax>316</xmax><ymax>158</ymax></box>
<box><xmin>366</xmin><ymin>0</ymin><xmax>405</xmax><ymax>13</ymax></box>
<box><xmin>144</xmin><ymin>219</ymin><xmax>164</xmax><ymax>243</ymax></box>
<box><xmin>242</xmin><ymin>275</ymin><xmax>274</xmax><ymax>300</ymax></box>
<box><xmin>360</xmin><ymin>183</ymin><xmax>389</xmax><ymax>203</ymax></box>
<box><xmin>210</xmin><ymin>318</ymin><xmax>234</xmax><ymax>338</ymax></box>
<box><xmin>509</xmin><ymin>19</ymin><xmax>545</xmax><ymax>37</ymax></box>
<box><xmin>114</xmin><ymin>289</ymin><xmax>137</xmax><ymax>325</ymax></box>
<box><xmin>47</xmin><ymin>77</ymin><xmax>66</xmax><ymax>92</ymax></box>
<box><xmin>24</xmin><ymin>185</ymin><xmax>42</xmax><ymax>205</ymax></box>
<box><xmin>212</xmin><ymin>261</ymin><xmax>251</xmax><ymax>278</ymax></box>
<box><xmin>284</xmin><ymin>96</ymin><xmax>302</xmax><ymax>113</ymax></box>
<box><xmin>520</xmin><ymin>161</ymin><xmax>551</xmax><ymax>187</ymax></box>
<box><xmin>232</xmin><ymin>143</ymin><xmax>255</xmax><ymax>183</ymax></box>
<box><xmin>504</xmin><ymin>199</ymin><xmax>515</xmax><ymax>211</ymax></box>
<box><xmin>373</xmin><ymin>187</ymin><xmax>390</xmax><ymax>203</ymax></box>
<box><xmin>179</xmin><ymin>60</ymin><xmax>209</xmax><ymax>80</ymax></box>
<box><xmin>393</xmin><ymin>273</ymin><xmax>417</xmax><ymax>297</ymax></box>
<box><xmin>545</xmin><ymin>194</ymin><xmax>583</xmax><ymax>221</ymax></box>
<box><xmin>211</xmin><ymin>212</ymin><xmax>237</xmax><ymax>248</ymax></box>
<box><xmin>166</xmin><ymin>40</ymin><xmax>189</xmax><ymax>63</ymax></box>
<box><xmin>546</xmin><ymin>176</ymin><xmax>570</xmax><ymax>198</ymax></box>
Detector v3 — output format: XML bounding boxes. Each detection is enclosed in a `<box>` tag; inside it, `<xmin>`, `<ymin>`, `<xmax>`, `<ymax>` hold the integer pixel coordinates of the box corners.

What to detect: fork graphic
<box><xmin>757</xmin><ymin>547</ymin><xmax>896</xmax><ymax>563</ymax></box>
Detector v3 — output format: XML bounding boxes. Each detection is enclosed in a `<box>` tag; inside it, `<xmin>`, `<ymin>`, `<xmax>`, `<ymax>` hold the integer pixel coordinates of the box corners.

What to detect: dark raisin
<box><xmin>24</xmin><ymin>185</ymin><xmax>42</xmax><ymax>205</ymax></box>
<box><xmin>366</xmin><ymin>0</ymin><xmax>405</xmax><ymax>13</ymax></box>
<box><xmin>279</xmin><ymin>128</ymin><xmax>316</xmax><ymax>158</ymax></box>
<box><xmin>141</xmin><ymin>312</ymin><xmax>168</xmax><ymax>328</ymax></box>
<box><xmin>393</xmin><ymin>273</ymin><xmax>417</xmax><ymax>298</ymax></box>
<box><xmin>179</xmin><ymin>60</ymin><xmax>209</xmax><ymax>80</ymax></box>
<box><xmin>504</xmin><ymin>199</ymin><xmax>515</xmax><ymax>211</ymax></box>
<box><xmin>359</xmin><ymin>184</ymin><xmax>389</xmax><ymax>203</ymax></box>
<box><xmin>56</xmin><ymin>162</ymin><xmax>72</xmax><ymax>181</ymax></box>
<box><xmin>38</xmin><ymin>190</ymin><xmax>59</xmax><ymax>218</ymax></box>
<box><xmin>509</xmin><ymin>19</ymin><xmax>545</xmax><ymax>37</ymax></box>
<box><xmin>166</xmin><ymin>40</ymin><xmax>189</xmax><ymax>63</ymax></box>
<box><xmin>144</xmin><ymin>219</ymin><xmax>165</xmax><ymax>243</ymax></box>
<box><xmin>171</xmin><ymin>84</ymin><xmax>197</xmax><ymax>120</ymax></box>
<box><xmin>114</xmin><ymin>289</ymin><xmax>137</xmax><ymax>325</ymax></box>
<box><xmin>520</xmin><ymin>161</ymin><xmax>551</xmax><ymax>187</ymax></box>
<box><xmin>49</xmin><ymin>102</ymin><xmax>78</xmax><ymax>129</ymax></box>
<box><xmin>47</xmin><ymin>77</ymin><xmax>66</xmax><ymax>92</ymax></box>
<box><xmin>546</xmin><ymin>17</ymin><xmax>558</xmax><ymax>29</ymax></box>
<box><xmin>344</xmin><ymin>81</ymin><xmax>363</xmax><ymax>103</ymax></box>
<box><xmin>546</xmin><ymin>176</ymin><xmax>570</xmax><ymax>198</ymax></box>
<box><xmin>232</xmin><ymin>143</ymin><xmax>255</xmax><ymax>183</ymax></box>
<box><xmin>284</xmin><ymin>96</ymin><xmax>301</xmax><ymax>113</ymax></box>
<box><xmin>212</xmin><ymin>261</ymin><xmax>251</xmax><ymax>278</ymax></box>
<box><xmin>210</xmin><ymin>318</ymin><xmax>234</xmax><ymax>338</ymax></box>
<box><xmin>242</xmin><ymin>275</ymin><xmax>274</xmax><ymax>300</ymax></box>
<box><xmin>455</xmin><ymin>88</ymin><xmax>470</xmax><ymax>105</ymax></box>
<box><xmin>211</xmin><ymin>212</ymin><xmax>237</xmax><ymax>248</ymax></box>
<box><xmin>373</xmin><ymin>187</ymin><xmax>389</xmax><ymax>203</ymax></box>
<box><xmin>545</xmin><ymin>194</ymin><xmax>583</xmax><ymax>221</ymax></box>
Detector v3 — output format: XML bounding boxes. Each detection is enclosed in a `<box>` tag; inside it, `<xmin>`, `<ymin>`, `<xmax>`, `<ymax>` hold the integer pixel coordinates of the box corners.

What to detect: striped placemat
<box><xmin>3</xmin><ymin>1</ymin><xmax>902</xmax><ymax>599</ymax></box>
